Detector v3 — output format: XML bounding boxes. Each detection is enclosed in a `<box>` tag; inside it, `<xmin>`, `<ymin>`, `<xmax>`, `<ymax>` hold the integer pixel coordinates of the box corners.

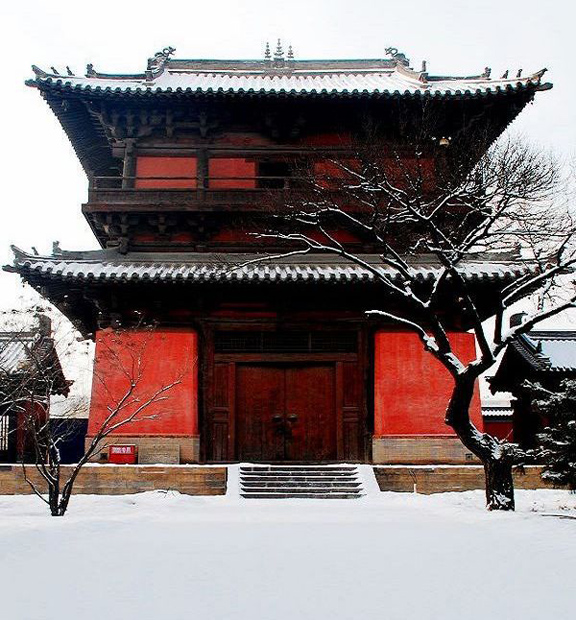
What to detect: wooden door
<box><xmin>236</xmin><ymin>365</ymin><xmax>285</xmax><ymax>462</ymax></box>
<box><xmin>235</xmin><ymin>364</ymin><xmax>337</xmax><ymax>462</ymax></box>
<box><xmin>284</xmin><ymin>366</ymin><xmax>336</xmax><ymax>461</ymax></box>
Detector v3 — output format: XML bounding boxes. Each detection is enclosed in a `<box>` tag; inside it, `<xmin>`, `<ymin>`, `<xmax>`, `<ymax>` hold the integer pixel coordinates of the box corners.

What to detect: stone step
<box><xmin>240</xmin><ymin>471</ymin><xmax>358</xmax><ymax>479</ymax></box>
<box><xmin>241</xmin><ymin>487</ymin><xmax>363</xmax><ymax>495</ymax></box>
<box><xmin>240</xmin><ymin>475</ymin><xmax>358</xmax><ymax>483</ymax></box>
<box><xmin>240</xmin><ymin>465</ymin><xmax>356</xmax><ymax>473</ymax></box>
<box><xmin>240</xmin><ymin>492</ymin><xmax>364</xmax><ymax>499</ymax></box>
<box><xmin>241</xmin><ymin>480</ymin><xmax>362</xmax><ymax>488</ymax></box>
<box><xmin>239</xmin><ymin>465</ymin><xmax>365</xmax><ymax>499</ymax></box>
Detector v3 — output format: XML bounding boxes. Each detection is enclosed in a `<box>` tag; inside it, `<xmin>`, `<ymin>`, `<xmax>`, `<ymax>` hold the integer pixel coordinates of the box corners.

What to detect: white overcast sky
<box><xmin>0</xmin><ymin>0</ymin><xmax>574</xmax><ymax>309</ymax></box>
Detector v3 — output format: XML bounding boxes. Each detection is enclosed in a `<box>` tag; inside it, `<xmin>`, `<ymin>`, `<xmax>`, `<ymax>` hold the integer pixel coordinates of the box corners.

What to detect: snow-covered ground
<box><xmin>1</xmin><ymin>489</ymin><xmax>574</xmax><ymax>620</ymax></box>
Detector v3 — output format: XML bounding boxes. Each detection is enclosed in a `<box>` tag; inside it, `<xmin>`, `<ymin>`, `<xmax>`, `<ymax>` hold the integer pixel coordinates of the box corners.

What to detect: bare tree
<box><xmin>252</xmin><ymin>134</ymin><xmax>576</xmax><ymax>510</ymax></box>
<box><xmin>1</xmin><ymin>320</ymin><xmax>186</xmax><ymax>516</ymax></box>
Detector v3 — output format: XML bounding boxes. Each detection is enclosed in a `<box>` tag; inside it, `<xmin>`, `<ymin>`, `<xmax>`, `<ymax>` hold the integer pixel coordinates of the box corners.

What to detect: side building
<box><xmin>6</xmin><ymin>46</ymin><xmax>551</xmax><ymax>464</ymax></box>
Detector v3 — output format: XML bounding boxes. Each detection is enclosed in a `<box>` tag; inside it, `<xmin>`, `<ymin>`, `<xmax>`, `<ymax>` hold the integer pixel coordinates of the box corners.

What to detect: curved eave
<box><xmin>26</xmin><ymin>77</ymin><xmax>552</xmax><ymax>101</ymax></box>
<box><xmin>32</xmin><ymin>87</ymin><xmax>119</xmax><ymax>177</ymax></box>
<box><xmin>4</xmin><ymin>253</ymin><xmax>536</xmax><ymax>288</ymax></box>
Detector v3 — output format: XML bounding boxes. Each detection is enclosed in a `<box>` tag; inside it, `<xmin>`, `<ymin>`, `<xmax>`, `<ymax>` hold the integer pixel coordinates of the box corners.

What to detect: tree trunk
<box><xmin>446</xmin><ymin>372</ymin><xmax>516</xmax><ymax>511</ymax></box>
<box><xmin>484</xmin><ymin>458</ymin><xmax>515</xmax><ymax>511</ymax></box>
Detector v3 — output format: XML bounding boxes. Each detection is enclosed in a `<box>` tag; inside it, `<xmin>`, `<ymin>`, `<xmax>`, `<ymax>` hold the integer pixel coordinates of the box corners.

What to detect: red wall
<box><xmin>483</xmin><ymin>419</ymin><xmax>513</xmax><ymax>441</ymax></box>
<box><xmin>208</xmin><ymin>158</ymin><xmax>257</xmax><ymax>188</ymax></box>
<box><xmin>88</xmin><ymin>328</ymin><xmax>198</xmax><ymax>437</ymax></box>
<box><xmin>135</xmin><ymin>157</ymin><xmax>197</xmax><ymax>188</ymax></box>
<box><xmin>374</xmin><ymin>331</ymin><xmax>483</xmax><ymax>436</ymax></box>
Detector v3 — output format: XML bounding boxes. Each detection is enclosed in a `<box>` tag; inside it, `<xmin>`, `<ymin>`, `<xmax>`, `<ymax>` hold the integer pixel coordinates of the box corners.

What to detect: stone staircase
<box><xmin>239</xmin><ymin>465</ymin><xmax>365</xmax><ymax>499</ymax></box>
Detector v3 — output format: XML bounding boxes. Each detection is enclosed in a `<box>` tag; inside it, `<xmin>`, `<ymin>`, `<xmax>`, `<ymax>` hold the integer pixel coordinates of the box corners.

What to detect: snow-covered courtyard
<box><xmin>1</xmin><ymin>488</ymin><xmax>574</xmax><ymax>620</ymax></box>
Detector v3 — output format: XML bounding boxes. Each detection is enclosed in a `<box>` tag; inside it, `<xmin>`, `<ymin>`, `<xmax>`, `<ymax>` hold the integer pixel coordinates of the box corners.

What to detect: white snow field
<box><xmin>1</xmin><ymin>486</ymin><xmax>575</xmax><ymax>620</ymax></box>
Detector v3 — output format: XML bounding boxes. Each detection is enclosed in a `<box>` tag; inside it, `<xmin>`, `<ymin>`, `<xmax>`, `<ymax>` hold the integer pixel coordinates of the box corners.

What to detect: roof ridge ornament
<box><xmin>385</xmin><ymin>46</ymin><xmax>409</xmax><ymax>66</ymax></box>
<box><xmin>274</xmin><ymin>38</ymin><xmax>284</xmax><ymax>61</ymax></box>
<box><xmin>532</xmin><ymin>67</ymin><xmax>548</xmax><ymax>81</ymax></box>
<box><xmin>264</xmin><ymin>39</ymin><xmax>295</xmax><ymax>73</ymax></box>
<box><xmin>145</xmin><ymin>46</ymin><xmax>176</xmax><ymax>80</ymax></box>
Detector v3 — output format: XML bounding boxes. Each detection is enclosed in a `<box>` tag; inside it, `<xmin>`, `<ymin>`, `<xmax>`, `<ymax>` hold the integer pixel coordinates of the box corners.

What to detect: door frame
<box><xmin>202</xmin><ymin>323</ymin><xmax>368</xmax><ymax>463</ymax></box>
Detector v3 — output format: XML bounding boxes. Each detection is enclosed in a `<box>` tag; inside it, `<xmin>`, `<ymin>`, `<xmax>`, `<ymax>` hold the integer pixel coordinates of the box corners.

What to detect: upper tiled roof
<box><xmin>28</xmin><ymin>50</ymin><xmax>551</xmax><ymax>99</ymax></box>
<box><xmin>6</xmin><ymin>246</ymin><xmax>534</xmax><ymax>286</ymax></box>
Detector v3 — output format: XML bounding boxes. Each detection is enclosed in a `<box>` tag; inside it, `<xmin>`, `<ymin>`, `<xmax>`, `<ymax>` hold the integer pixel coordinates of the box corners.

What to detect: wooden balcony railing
<box><xmin>86</xmin><ymin>175</ymin><xmax>330</xmax><ymax>212</ymax></box>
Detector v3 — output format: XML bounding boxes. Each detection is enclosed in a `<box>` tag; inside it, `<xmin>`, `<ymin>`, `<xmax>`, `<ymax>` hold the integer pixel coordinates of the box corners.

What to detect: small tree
<box><xmin>529</xmin><ymin>379</ymin><xmax>576</xmax><ymax>491</ymax></box>
<box><xmin>2</xmin><ymin>320</ymin><xmax>185</xmax><ymax>516</ymax></box>
<box><xmin>251</xmin><ymin>134</ymin><xmax>576</xmax><ymax>510</ymax></box>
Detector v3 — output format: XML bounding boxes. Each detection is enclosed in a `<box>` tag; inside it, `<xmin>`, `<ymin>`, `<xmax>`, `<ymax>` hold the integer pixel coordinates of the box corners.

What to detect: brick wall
<box><xmin>372</xmin><ymin>437</ymin><xmax>478</xmax><ymax>464</ymax></box>
<box><xmin>0</xmin><ymin>465</ymin><xmax>226</xmax><ymax>496</ymax></box>
<box><xmin>88</xmin><ymin>436</ymin><xmax>200</xmax><ymax>464</ymax></box>
<box><xmin>374</xmin><ymin>465</ymin><xmax>558</xmax><ymax>494</ymax></box>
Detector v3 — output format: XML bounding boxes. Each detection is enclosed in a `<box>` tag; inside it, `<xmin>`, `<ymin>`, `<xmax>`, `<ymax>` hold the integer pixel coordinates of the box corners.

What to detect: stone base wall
<box><xmin>372</xmin><ymin>436</ymin><xmax>479</xmax><ymax>464</ymax></box>
<box><xmin>86</xmin><ymin>436</ymin><xmax>200</xmax><ymax>464</ymax></box>
<box><xmin>0</xmin><ymin>464</ymin><xmax>226</xmax><ymax>496</ymax></box>
<box><xmin>374</xmin><ymin>465</ymin><xmax>558</xmax><ymax>494</ymax></box>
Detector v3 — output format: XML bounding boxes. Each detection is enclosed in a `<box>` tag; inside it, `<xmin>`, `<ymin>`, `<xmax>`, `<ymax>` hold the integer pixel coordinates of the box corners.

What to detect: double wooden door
<box><xmin>236</xmin><ymin>364</ymin><xmax>337</xmax><ymax>462</ymax></box>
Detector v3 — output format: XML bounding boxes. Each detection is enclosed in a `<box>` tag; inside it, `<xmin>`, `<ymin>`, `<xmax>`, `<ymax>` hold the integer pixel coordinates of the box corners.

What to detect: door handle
<box><xmin>287</xmin><ymin>414</ymin><xmax>298</xmax><ymax>422</ymax></box>
<box><xmin>272</xmin><ymin>414</ymin><xmax>283</xmax><ymax>422</ymax></box>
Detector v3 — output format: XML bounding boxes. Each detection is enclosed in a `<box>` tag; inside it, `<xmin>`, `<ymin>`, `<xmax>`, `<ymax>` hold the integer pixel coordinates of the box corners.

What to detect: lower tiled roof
<box><xmin>6</xmin><ymin>247</ymin><xmax>533</xmax><ymax>285</ymax></box>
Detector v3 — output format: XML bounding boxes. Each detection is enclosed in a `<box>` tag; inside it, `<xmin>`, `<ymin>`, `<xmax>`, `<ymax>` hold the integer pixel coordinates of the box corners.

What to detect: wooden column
<box><xmin>122</xmin><ymin>139</ymin><xmax>136</xmax><ymax>188</ymax></box>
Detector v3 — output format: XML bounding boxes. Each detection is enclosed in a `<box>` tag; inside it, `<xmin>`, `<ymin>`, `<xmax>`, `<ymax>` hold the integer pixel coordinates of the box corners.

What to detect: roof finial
<box><xmin>147</xmin><ymin>46</ymin><xmax>176</xmax><ymax>72</ymax></box>
<box><xmin>264</xmin><ymin>41</ymin><xmax>271</xmax><ymax>60</ymax></box>
<box><xmin>274</xmin><ymin>38</ymin><xmax>284</xmax><ymax>60</ymax></box>
<box><xmin>385</xmin><ymin>46</ymin><xmax>409</xmax><ymax>66</ymax></box>
<box><xmin>287</xmin><ymin>45</ymin><xmax>294</xmax><ymax>60</ymax></box>
<box><xmin>516</xmin><ymin>68</ymin><xmax>523</xmax><ymax>78</ymax></box>
<box><xmin>483</xmin><ymin>66</ymin><xmax>492</xmax><ymax>78</ymax></box>
<box><xmin>501</xmin><ymin>69</ymin><xmax>509</xmax><ymax>79</ymax></box>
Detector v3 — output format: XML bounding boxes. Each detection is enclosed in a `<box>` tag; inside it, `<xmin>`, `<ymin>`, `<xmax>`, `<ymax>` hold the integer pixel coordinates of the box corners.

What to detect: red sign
<box><xmin>108</xmin><ymin>444</ymin><xmax>137</xmax><ymax>464</ymax></box>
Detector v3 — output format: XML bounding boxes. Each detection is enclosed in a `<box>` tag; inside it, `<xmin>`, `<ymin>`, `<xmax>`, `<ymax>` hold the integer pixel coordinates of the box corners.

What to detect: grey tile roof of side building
<box><xmin>482</xmin><ymin>406</ymin><xmax>514</xmax><ymax>418</ymax></box>
<box><xmin>0</xmin><ymin>333</ymin><xmax>40</xmax><ymax>374</ymax></box>
<box><xmin>0</xmin><ymin>330</ymin><xmax>69</xmax><ymax>395</ymax></box>
<box><xmin>5</xmin><ymin>247</ymin><xmax>535</xmax><ymax>285</ymax></box>
<box><xmin>27</xmin><ymin>54</ymin><xmax>551</xmax><ymax>99</ymax></box>
<box><xmin>515</xmin><ymin>331</ymin><xmax>576</xmax><ymax>373</ymax></box>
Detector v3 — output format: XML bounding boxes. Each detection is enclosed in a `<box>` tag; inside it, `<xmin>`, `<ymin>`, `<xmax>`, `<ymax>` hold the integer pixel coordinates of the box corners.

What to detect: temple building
<box><xmin>5</xmin><ymin>45</ymin><xmax>551</xmax><ymax>464</ymax></box>
<box><xmin>491</xmin><ymin>330</ymin><xmax>576</xmax><ymax>448</ymax></box>
<box><xmin>0</xmin><ymin>317</ymin><xmax>68</xmax><ymax>462</ymax></box>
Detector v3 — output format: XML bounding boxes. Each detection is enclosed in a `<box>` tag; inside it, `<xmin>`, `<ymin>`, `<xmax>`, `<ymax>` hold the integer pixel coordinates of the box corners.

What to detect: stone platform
<box><xmin>0</xmin><ymin>464</ymin><xmax>227</xmax><ymax>496</ymax></box>
<box><xmin>373</xmin><ymin>465</ymin><xmax>556</xmax><ymax>494</ymax></box>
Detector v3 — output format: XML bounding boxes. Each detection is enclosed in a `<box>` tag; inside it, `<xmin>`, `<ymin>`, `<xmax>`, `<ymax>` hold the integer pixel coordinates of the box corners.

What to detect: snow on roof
<box><xmin>27</xmin><ymin>51</ymin><xmax>551</xmax><ymax>99</ymax></box>
<box><xmin>523</xmin><ymin>332</ymin><xmax>576</xmax><ymax>372</ymax></box>
<box><xmin>6</xmin><ymin>247</ymin><xmax>535</xmax><ymax>286</ymax></box>
<box><xmin>0</xmin><ymin>335</ymin><xmax>38</xmax><ymax>374</ymax></box>
<box><xmin>482</xmin><ymin>406</ymin><xmax>513</xmax><ymax>418</ymax></box>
